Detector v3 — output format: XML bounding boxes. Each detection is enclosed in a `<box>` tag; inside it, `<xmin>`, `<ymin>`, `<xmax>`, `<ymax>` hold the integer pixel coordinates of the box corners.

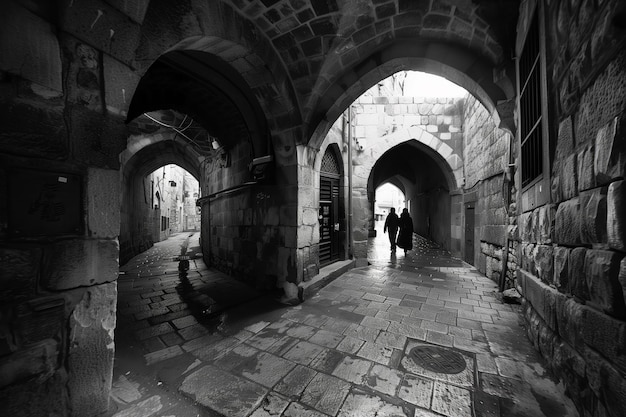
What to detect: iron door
<box><xmin>464</xmin><ymin>204</ymin><xmax>475</xmax><ymax>265</ymax></box>
<box><xmin>320</xmin><ymin>177</ymin><xmax>340</xmax><ymax>265</ymax></box>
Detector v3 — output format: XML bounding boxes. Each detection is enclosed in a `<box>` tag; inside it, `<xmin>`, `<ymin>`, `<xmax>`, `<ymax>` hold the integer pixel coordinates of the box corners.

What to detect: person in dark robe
<box><xmin>397</xmin><ymin>208</ymin><xmax>414</xmax><ymax>254</ymax></box>
<box><xmin>383</xmin><ymin>207</ymin><xmax>399</xmax><ymax>251</ymax></box>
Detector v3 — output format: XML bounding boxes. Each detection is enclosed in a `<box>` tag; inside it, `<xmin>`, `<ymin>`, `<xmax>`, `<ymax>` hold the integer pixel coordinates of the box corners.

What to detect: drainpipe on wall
<box><xmin>499</xmin><ymin>132</ymin><xmax>516</xmax><ymax>292</ymax></box>
<box><xmin>347</xmin><ymin>107</ymin><xmax>353</xmax><ymax>259</ymax></box>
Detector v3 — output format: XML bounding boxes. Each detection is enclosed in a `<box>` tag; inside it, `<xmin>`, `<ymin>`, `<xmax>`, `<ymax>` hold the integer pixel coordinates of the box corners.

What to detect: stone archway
<box><xmin>119</xmin><ymin>128</ymin><xmax>204</xmax><ymax>264</ymax></box>
<box><xmin>349</xmin><ymin>126</ymin><xmax>460</xmax><ymax>259</ymax></box>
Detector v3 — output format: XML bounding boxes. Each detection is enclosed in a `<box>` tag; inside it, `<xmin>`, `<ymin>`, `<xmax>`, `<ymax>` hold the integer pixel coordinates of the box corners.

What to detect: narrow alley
<box><xmin>109</xmin><ymin>231</ymin><xmax>576</xmax><ymax>417</ymax></box>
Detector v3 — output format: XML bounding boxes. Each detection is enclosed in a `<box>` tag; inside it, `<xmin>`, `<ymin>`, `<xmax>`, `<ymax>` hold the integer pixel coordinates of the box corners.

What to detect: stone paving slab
<box><xmin>180</xmin><ymin>365</ymin><xmax>268</xmax><ymax>416</ymax></box>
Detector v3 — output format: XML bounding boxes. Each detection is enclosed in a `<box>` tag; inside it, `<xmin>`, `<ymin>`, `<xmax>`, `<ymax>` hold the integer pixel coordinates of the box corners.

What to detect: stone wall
<box><xmin>200</xmin><ymin>140</ymin><xmax>299</xmax><ymax>293</ymax></box>
<box><xmin>517</xmin><ymin>1</ymin><xmax>626</xmax><ymax>416</ymax></box>
<box><xmin>352</xmin><ymin>96</ymin><xmax>464</xmax><ymax>151</ymax></box>
<box><xmin>462</xmin><ymin>94</ymin><xmax>516</xmax><ymax>284</ymax></box>
<box><xmin>0</xmin><ymin>2</ymin><xmax>131</xmax><ymax>415</ymax></box>
<box><xmin>0</xmin><ymin>1</ymin><xmax>144</xmax><ymax>414</ymax></box>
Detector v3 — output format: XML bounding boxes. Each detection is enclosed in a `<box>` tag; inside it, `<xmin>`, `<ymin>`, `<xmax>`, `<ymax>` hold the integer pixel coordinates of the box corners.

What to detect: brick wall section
<box><xmin>517</xmin><ymin>1</ymin><xmax>626</xmax><ymax>416</ymax></box>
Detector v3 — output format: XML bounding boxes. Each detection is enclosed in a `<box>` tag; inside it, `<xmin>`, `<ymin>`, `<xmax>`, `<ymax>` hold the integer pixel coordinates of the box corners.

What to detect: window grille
<box><xmin>321</xmin><ymin>149</ymin><xmax>340</xmax><ymax>175</ymax></box>
<box><xmin>519</xmin><ymin>9</ymin><xmax>543</xmax><ymax>188</ymax></box>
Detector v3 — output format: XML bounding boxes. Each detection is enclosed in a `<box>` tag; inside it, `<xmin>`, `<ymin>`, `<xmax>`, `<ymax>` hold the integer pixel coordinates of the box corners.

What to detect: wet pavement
<box><xmin>108</xmin><ymin>229</ymin><xmax>578</xmax><ymax>417</ymax></box>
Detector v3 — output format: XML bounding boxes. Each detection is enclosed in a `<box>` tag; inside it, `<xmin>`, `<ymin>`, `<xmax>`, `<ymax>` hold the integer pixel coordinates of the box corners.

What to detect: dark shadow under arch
<box><xmin>126</xmin><ymin>50</ymin><xmax>271</xmax><ymax>160</ymax></box>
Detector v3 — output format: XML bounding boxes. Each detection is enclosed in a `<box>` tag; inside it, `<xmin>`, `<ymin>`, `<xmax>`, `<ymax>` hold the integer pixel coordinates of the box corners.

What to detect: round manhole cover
<box><xmin>409</xmin><ymin>346</ymin><xmax>467</xmax><ymax>374</ymax></box>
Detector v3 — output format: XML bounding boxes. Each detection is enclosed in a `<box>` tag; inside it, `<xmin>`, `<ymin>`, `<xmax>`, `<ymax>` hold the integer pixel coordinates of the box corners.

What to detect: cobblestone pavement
<box><xmin>109</xmin><ymin>230</ymin><xmax>578</xmax><ymax>417</ymax></box>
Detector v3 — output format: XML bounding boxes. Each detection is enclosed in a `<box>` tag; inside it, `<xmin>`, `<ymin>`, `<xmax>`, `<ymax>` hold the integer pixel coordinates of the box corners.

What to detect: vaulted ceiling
<box><xmin>127</xmin><ymin>0</ymin><xmax>520</xmax><ymax>154</ymax></box>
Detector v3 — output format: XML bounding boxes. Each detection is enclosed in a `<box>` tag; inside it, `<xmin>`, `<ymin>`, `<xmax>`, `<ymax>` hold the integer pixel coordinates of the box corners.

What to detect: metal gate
<box><xmin>319</xmin><ymin>176</ymin><xmax>339</xmax><ymax>265</ymax></box>
<box><xmin>464</xmin><ymin>203</ymin><xmax>475</xmax><ymax>265</ymax></box>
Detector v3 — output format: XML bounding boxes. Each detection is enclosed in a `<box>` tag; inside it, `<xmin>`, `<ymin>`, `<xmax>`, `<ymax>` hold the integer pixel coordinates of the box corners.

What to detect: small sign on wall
<box><xmin>7</xmin><ymin>168</ymin><xmax>82</xmax><ymax>237</ymax></box>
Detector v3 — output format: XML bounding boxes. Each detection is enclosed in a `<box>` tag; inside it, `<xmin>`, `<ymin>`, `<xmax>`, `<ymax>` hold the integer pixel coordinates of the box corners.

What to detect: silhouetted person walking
<box><xmin>383</xmin><ymin>208</ymin><xmax>399</xmax><ymax>251</ymax></box>
<box><xmin>397</xmin><ymin>208</ymin><xmax>413</xmax><ymax>255</ymax></box>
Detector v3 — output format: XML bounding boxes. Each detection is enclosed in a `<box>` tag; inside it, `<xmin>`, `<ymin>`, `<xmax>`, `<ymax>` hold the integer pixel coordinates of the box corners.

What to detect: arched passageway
<box><xmin>368</xmin><ymin>140</ymin><xmax>457</xmax><ymax>253</ymax></box>
<box><xmin>120</xmin><ymin>122</ymin><xmax>204</xmax><ymax>264</ymax></box>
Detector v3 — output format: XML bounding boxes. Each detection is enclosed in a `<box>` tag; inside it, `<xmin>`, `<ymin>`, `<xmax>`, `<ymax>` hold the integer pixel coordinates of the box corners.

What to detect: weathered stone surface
<box><xmin>62</xmin><ymin>35</ymin><xmax>102</xmax><ymax>112</ymax></box>
<box><xmin>580</xmin><ymin>188</ymin><xmax>608</xmax><ymax>245</ymax></box>
<box><xmin>15</xmin><ymin>296</ymin><xmax>65</xmax><ymax>345</ymax></box>
<box><xmin>112</xmin><ymin>395</ymin><xmax>162</xmax><ymax>417</ymax></box>
<box><xmin>520</xmin><ymin>270</ymin><xmax>557</xmax><ymax>331</ymax></box>
<box><xmin>69</xmin><ymin>105</ymin><xmax>128</xmax><ymax>169</ymax></box>
<box><xmin>535</xmin><ymin>245</ymin><xmax>554</xmax><ymax>285</ymax></box>
<box><xmin>0</xmin><ymin>339</ymin><xmax>58</xmax><ymax>389</ymax></box>
<box><xmin>585</xmin><ymin>250</ymin><xmax>625</xmax><ymax>317</ymax></box>
<box><xmin>0</xmin><ymin>2</ymin><xmax>62</xmax><ymax>91</ymax></box>
<box><xmin>397</xmin><ymin>373</ymin><xmax>433</xmax><ymax>408</ymax></box>
<box><xmin>0</xmin><ymin>370</ymin><xmax>67</xmax><ymax>417</ymax></box>
<box><xmin>555</xmin><ymin>198</ymin><xmax>581</xmax><ymax>245</ymax></box>
<box><xmin>521</xmin><ymin>243</ymin><xmax>536</xmax><ymax>276</ymax></box>
<box><xmin>556</xmin><ymin>298</ymin><xmax>584</xmax><ymax>351</ymax></box>
<box><xmin>584</xmin><ymin>345</ymin><xmax>626</xmax><ymax>417</ymax></box>
<box><xmin>301</xmin><ymin>372</ymin><xmax>351</xmax><ymax>415</ymax></box>
<box><xmin>105</xmin><ymin>0</ymin><xmax>150</xmax><ymax>24</ymax></box>
<box><xmin>432</xmin><ymin>381</ymin><xmax>472</xmax><ymax>417</ymax></box>
<box><xmin>87</xmin><ymin>168</ymin><xmax>121</xmax><ymax>238</ymax></box>
<box><xmin>337</xmin><ymin>391</ymin><xmax>410</xmax><ymax>417</ymax></box>
<box><xmin>620</xmin><ymin>258</ymin><xmax>626</xmax><ymax>313</ymax></box>
<box><xmin>59</xmin><ymin>0</ymin><xmax>141</xmax><ymax>65</ymax></box>
<box><xmin>578</xmin><ymin>146</ymin><xmax>595</xmax><ymax>192</ymax></box>
<box><xmin>0</xmin><ymin>246</ymin><xmax>41</xmax><ymax>302</ymax></box>
<box><xmin>569</xmin><ymin>247</ymin><xmax>589</xmax><ymax>301</ymax></box>
<box><xmin>275</xmin><ymin>365</ymin><xmax>317</xmax><ymax>397</ymax></box>
<box><xmin>43</xmin><ymin>239</ymin><xmax>119</xmax><ymax>290</ymax></box>
<box><xmin>608</xmin><ymin>180</ymin><xmax>626</xmax><ymax>252</ymax></box>
<box><xmin>68</xmin><ymin>282</ymin><xmax>117</xmax><ymax>417</ymax></box>
<box><xmin>553</xmin><ymin>246</ymin><xmax>570</xmax><ymax>292</ymax></box>
<box><xmin>552</xmin><ymin>154</ymin><xmax>578</xmax><ymax>204</ymax></box>
<box><xmin>551</xmin><ymin>117</ymin><xmax>578</xmax><ymax>203</ymax></box>
<box><xmin>537</xmin><ymin>205</ymin><xmax>554</xmax><ymax>244</ymax></box>
<box><xmin>582</xmin><ymin>305</ymin><xmax>626</xmax><ymax>373</ymax></box>
<box><xmin>181</xmin><ymin>365</ymin><xmax>267</xmax><ymax>416</ymax></box>
<box><xmin>0</xmin><ymin>98</ymin><xmax>68</xmax><ymax>159</ymax></box>
<box><xmin>594</xmin><ymin>117</ymin><xmax>622</xmax><ymax>185</ymax></box>
<box><xmin>520</xmin><ymin>211</ymin><xmax>533</xmax><ymax>242</ymax></box>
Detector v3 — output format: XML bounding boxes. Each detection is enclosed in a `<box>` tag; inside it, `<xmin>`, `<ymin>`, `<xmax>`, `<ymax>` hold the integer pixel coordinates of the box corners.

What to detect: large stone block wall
<box><xmin>517</xmin><ymin>1</ymin><xmax>626</xmax><ymax>416</ymax></box>
<box><xmin>463</xmin><ymin>95</ymin><xmax>510</xmax><ymax>190</ymax></box>
<box><xmin>352</xmin><ymin>95</ymin><xmax>464</xmax><ymax>159</ymax></box>
<box><xmin>200</xmin><ymin>140</ymin><xmax>299</xmax><ymax>293</ymax></box>
<box><xmin>0</xmin><ymin>1</ymin><xmax>137</xmax><ymax>415</ymax></box>
<box><xmin>462</xmin><ymin>93</ymin><xmax>517</xmax><ymax>283</ymax></box>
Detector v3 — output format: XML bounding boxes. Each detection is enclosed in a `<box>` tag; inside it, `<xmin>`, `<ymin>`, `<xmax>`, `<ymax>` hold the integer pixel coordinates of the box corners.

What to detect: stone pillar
<box><xmin>68</xmin><ymin>283</ymin><xmax>117</xmax><ymax>416</ymax></box>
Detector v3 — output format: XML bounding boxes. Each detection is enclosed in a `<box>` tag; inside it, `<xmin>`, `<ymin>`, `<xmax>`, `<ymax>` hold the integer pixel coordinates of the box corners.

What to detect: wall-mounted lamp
<box><xmin>208</xmin><ymin>135</ymin><xmax>230</xmax><ymax>168</ymax></box>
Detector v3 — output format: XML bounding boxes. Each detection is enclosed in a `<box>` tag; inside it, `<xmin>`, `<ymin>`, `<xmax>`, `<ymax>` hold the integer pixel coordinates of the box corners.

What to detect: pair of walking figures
<box><xmin>383</xmin><ymin>207</ymin><xmax>413</xmax><ymax>254</ymax></box>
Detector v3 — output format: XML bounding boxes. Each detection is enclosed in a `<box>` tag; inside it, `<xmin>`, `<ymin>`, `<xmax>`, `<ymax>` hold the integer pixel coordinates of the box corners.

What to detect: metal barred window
<box><xmin>519</xmin><ymin>9</ymin><xmax>542</xmax><ymax>188</ymax></box>
<box><xmin>321</xmin><ymin>149</ymin><xmax>340</xmax><ymax>175</ymax></box>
